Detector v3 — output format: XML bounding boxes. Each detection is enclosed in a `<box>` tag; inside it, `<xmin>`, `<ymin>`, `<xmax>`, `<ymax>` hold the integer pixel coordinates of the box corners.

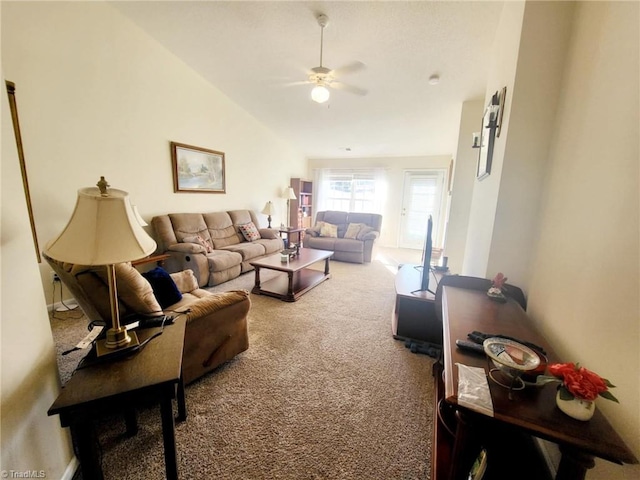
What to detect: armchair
<box><xmin>45</xmin><ymin>254</ymin><xmax>250</xmax><ymax>384</ymax></box>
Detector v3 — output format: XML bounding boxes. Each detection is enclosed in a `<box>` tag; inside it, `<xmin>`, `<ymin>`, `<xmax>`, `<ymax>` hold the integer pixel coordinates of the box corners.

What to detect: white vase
<box><xmin>556</xmin><ymin>390</ymin><xmax>596</xmax><ymax>421</ymax></box>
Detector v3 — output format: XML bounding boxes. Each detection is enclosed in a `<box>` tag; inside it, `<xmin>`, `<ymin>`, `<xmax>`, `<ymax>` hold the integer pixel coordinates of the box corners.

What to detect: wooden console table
<box><xmin>48</xmin><ymin>318</ymin><xmax>187</xmax><ymax>480</ymax></box>
<box><xmin>435</xmin><ymin>286</ymin><xmax>637</xmax><ymax>480</ymax></box>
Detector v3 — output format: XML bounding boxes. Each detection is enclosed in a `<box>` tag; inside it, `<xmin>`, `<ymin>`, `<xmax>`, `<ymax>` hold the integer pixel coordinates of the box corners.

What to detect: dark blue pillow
<box><xmin>141</xmin><ymin>267</ymin><xmax>182</xmax><ymax>309</ymax></box>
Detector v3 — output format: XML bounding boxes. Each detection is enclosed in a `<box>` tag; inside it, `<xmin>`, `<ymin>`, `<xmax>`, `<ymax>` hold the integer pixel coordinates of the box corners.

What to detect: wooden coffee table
<box><xmin>250</xmin><ymin>248</ymin><xmax>333</xmax><ymax>302</ymax></box>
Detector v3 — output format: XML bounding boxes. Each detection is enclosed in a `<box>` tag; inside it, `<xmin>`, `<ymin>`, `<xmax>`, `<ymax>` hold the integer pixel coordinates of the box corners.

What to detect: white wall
<box><xmin>462</xmin><ymin>0</ymin><xmax>525</xmax><ymax>278</ymax></box>
<box><xmin>308</xmin><ymin>155</ymin><xmax>452</xmax><ymax>248</ymax></box>
<box><xmin>1</xmin><ymin>1</ymin><xmax>306</xmax><ymax>303</ymax></box>
<box><xmin>527</xmin><ymin>2</ymin><xmax>639</xmax><ymax>478</ymax></box>
<box><xmin>446</xmin><ymin>98</ymin><xmax>484</xmax><ymax>274</ymax></box>
<box><xmin>1</xmin><ymin>76</ymin><xmax>75</xmax><ymax>478</ymax></box>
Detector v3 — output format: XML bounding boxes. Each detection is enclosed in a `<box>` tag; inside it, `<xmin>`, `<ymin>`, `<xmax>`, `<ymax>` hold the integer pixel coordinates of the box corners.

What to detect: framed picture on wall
<box><xmin>476</xmin><ymin>105</ymin><xmax>495</xmax><ymax>180</ymax></box>
<box><xmin>171</xmin><ymin>142</ymin><xmax>226</xmax><ymax>193</ymax></box>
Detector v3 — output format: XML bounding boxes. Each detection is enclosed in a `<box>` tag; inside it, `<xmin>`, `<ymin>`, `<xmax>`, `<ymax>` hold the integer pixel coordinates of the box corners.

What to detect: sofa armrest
<box><xmin>361</xmin><ymin>231</ymin><xmax>380</xmax><ymax>241</ymax></box>
<box><xmin>258</xmin><ymin>228</ymin><xmax>280</xmax><ymax>240</ymax></box>
<box><xmin>304</xmin><ymin>228</ymin><xmax>319</xmax><ymax>237</ymax></box>
<box><xmin>181</xmin><ymin>290</ymin><xmax>250</xmax><ymax>317</ymax></box>
<box><xmin>166</xmin><ymin>242</ymin><xmax>207</xmax><ymax>254</ymax></box>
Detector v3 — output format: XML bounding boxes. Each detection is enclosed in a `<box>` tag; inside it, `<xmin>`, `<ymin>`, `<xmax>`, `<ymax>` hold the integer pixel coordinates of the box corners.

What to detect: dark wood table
<box><xmin>48</xmin><ymin>318</ymin><xmax>187</xmax><ymax>480</ymax></box>
<box><xmin>278</xmin><ymin>227</ymin><xmax>304</xmax><ymax>246</ymax></box>
<box><xmin>250</xmin><ymin>248</ymin><xmax>332</xmax><ymax>302</ymax></box>
<box><xmin>438</xmin><ymin>286</ymin><xmax>637</xmax><ymax>480</ymax></box>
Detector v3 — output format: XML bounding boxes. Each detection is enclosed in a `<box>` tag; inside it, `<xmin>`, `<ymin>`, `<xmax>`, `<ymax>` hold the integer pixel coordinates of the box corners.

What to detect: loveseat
<box><xmin>303</xmin><ymin>211</ymin><xmax>382</xmax><ymax>263</ymax></box>
<box><xmin>45</xmin><ymin>255</ymin><xmax>250</xmax><ymax>385</ymax></box>
<box><xmin>152</xmin><ymin>210</ymin><xmax>284</xmax><ymax>287</ymax></box>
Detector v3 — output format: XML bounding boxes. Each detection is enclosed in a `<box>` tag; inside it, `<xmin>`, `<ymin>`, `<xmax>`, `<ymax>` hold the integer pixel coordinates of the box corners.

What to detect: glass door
<box><xmin>399</xmin><ymin>171</ymin><xmax>445</xmax><ymax>249</ymax></box>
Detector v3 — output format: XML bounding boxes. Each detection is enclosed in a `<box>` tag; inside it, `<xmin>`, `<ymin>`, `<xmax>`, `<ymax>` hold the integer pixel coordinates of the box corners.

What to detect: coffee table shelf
<box><xmin>250</xmin><ymin>248</ymin><xmax>333</xmax><ymax>302</ymax></box>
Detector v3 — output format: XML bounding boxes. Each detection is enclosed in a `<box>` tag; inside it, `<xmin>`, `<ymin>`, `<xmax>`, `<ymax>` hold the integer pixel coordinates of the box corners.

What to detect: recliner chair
<box><xmin>45</xmin><ymin>254</ymin><xmax>250</xmax><ymax>385</ymax></box>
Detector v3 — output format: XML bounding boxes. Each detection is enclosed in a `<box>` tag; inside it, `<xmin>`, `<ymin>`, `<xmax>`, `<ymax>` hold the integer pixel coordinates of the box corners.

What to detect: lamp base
<box><xmin>95</xmin><ymin>330</ymin><xmax>140</xmax><ymax>358</ymax></box>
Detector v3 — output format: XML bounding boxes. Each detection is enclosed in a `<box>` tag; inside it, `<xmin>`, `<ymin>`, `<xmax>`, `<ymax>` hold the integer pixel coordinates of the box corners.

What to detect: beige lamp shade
<box><xmin>285</xmin><ymin>186</ymin><xmax>297</xmax><ymax>200</ymax></box>
<box><xmin>261</xmin><ymin>201</ymin><xmax>276</xmax><ymax>216</ymax></box>
<box><xmin>132</xmin><ymin>205</ymin><xmax>148</xmax><ymax>227</ymax></box>
<box><xmin>44</xmin><ymin>187</ymin><xmax>156</xmax><ymax>265</ymax></box>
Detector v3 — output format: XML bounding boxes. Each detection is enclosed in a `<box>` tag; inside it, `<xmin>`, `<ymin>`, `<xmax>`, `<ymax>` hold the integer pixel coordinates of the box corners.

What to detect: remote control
<box><xmin>455</xmin><ymin>339</ymin><xmax>486</xmax><ymax>355</ymax></box>
<box><xmin>140</xmin><ymin>315</ymin><xmax>174</xmax><ymax>328</ymax></box>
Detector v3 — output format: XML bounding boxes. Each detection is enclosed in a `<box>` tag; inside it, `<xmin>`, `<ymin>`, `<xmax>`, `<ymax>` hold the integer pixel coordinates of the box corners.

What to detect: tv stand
<box><xmin>392</xmin><ymin>264</ymin><xmax>442</xmax><ymax>345</ymax></box>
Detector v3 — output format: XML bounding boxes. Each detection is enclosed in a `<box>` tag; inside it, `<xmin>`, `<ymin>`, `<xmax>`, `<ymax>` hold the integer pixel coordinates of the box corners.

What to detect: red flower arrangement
<box><xmin>548</xmin><ymin>363</ymin><xmax>618</xmax><ymax>403</ymax></box>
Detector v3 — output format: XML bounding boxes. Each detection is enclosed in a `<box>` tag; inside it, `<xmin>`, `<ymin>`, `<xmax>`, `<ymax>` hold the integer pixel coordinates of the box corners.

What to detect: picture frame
<box><xmin>171</xmin><ymin>142</ymin><xmax>226</xmax><ymax>193</ymax></box>
<box><xmin>496</xmin><ymin>86</ymin><xmax>507</xmax><ymax>138</ymax></box>
<box><xmin>476</xmin><ymin>104</ymin><xmax>495</xmax><ymax>180</ymax></box>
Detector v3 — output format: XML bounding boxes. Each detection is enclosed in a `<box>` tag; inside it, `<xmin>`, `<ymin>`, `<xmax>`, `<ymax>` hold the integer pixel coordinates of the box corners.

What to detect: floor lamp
<box><xmin>44</xmin><ymin>177</ymin><xmax>157</xmax><ymax>356</ymax></box>
<box><xmin>285</xmin><ymin>186</ymin><xmax>297</xmax><ymax>228</ymax></box>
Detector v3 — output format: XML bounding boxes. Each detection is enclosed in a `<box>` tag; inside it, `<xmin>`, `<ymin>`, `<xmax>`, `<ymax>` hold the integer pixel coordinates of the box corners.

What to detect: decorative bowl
<box><xmin>483</xmin><ymin>337</ymin><xmax>541</xmax><ymax>376</ymax></box>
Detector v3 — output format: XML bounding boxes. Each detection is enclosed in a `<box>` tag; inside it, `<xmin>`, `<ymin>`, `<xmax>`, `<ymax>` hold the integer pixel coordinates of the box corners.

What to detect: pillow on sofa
<box><xmin>239</xmin><ymin>222</ymin><xmax>261</xmax><ymax>242</ymax></box>
<box><xmin>142</xmin><ymin>267</ymin><xmax>183</xmax><ymax>308</ymax></box>
<box><xmin>320</xmin><ymin>222</ymin><xmax>338</xmax><ymax>238</ymax></box>
<box><xmin>183</xmin><ymin>234</ymin><xmax>213</xmax><ymax>253</ymax></box>
<box><xmin>344</xmin><ymin>223</ymin><xmax>367</xmax><ymax>239</ymax></box>
<box><xmin>356</xmin><ymin>226</ymin><xmax>375</xmax><ymax>240</ymax></box>
<box><xmin>311</xmin><ymin>221</ymin><xmax>325</xmax><ymax>234</ymax></box>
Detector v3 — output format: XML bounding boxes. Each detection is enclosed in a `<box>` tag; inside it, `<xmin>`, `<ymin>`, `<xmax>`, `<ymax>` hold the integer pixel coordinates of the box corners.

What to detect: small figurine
<box><xmin>487</xmin><ymin>272</ymin><xmax>507</xmax><ymax>303</ymax></box>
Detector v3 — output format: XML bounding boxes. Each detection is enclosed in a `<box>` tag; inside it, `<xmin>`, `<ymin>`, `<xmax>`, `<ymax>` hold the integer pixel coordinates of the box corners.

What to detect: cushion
<box><xmin>183</xmin><ymin>234</ymin><xmax>213</xmax><ymax>253</ymax></box>
<box><xmin>142</xmin><ymin>267</ymin><xmax>183</xmax><ymax>309</ymax></box>
<box><xmin>93</xmin><ymin>263</ymin><xmax>162</xmax><ymax>315</ymax></box>
<box><xmin>320</xmin><ymin>222</ymin><xmax>338</xmax><ymax>238</ymax></box>
<box><xmin>238</xmin><ymin>222</ymin><xmax>261</xmax><ymax>242</ymax></box>
<box><xmin>344</xmin><ymin>223</ymin><xmax>366</xmax><ymax>239</ymax></box>
<box><xmin>311</xmin><ymin>221</ymin><xmax>325</xmax><ymax>234</ymax></box>
<box><xmin>169</xmin><ymin>269</ymin><xmax>199</xmax><ymax>294</ymax></box>
<box><xmin>356</xmin><ymin>226</ymin><xmax>375</xmax><ymax>240</ymax></box>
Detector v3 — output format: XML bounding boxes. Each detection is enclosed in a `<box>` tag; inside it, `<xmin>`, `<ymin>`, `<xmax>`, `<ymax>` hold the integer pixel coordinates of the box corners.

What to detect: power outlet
<box><xmin>51</xmin><ymin>272</ymin><xmax>60</xmax><ymax>282</ymax></box>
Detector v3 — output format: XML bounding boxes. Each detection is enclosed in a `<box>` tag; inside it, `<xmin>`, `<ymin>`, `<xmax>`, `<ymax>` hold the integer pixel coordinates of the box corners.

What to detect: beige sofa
<box><xmin>45</xmin><ymin>255</ymin><xmax>250</xmax><ymax>385</ymax></box>
<box><xmin>152</xmin><ymin>210</ymin><xmax>284</xmax><ymax>287</ymax></box>
<box><xmin>303</xmin><ymin>211</ymin><xmax>382</xmax><ymax>263</ymax></box>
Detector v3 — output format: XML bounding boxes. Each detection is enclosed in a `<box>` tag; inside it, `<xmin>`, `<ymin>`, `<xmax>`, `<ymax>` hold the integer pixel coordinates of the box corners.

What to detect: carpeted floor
<box><xmin>51</xmin><ymin>249</ymin><xmax>435</xmax><ymax>480</ymax></box>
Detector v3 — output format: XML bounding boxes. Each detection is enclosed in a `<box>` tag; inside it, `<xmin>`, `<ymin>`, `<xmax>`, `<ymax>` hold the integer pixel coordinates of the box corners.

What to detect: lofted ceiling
<box><xmin>112</xmin><ymin>1</ymin><xmax>504</xmax><ymax>159</ymax></box>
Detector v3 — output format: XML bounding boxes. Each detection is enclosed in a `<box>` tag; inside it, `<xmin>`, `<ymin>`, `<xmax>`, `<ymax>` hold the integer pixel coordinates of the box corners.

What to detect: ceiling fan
<box><xmin>301</xmin><ymin>13</ymin><xmax>367</xmax><ymax>104</ymax></box>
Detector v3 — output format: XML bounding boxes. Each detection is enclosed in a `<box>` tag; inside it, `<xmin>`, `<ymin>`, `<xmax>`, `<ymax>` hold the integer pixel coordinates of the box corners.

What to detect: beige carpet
<box><xmin>51</xmin><ymin>252</ymin><xmax>434</xmax><ymax>480</ymax></box>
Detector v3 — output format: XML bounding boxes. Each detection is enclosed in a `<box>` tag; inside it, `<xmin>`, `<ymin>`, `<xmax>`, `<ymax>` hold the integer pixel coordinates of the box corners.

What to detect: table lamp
<box><xmin>44</xmin><ymin>177</ymin><xmax>157</xmax><ymax>356</ymax></box>
<box><xmin>261</xmin><ymin>201</ymin><xmax>276</xmax><ymax>228</ymax></box>
<box><xmin>285</xmin><ymin>186</ymin><xmax>297</xmax><ymax>228</ymax></box>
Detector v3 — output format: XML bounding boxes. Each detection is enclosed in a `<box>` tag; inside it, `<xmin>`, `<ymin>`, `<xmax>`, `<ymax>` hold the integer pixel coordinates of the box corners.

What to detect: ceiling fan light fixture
<box><xmin>311</xmin><ymin>84</ymin><xmax>330</xmax><ymax>103</ymax></box>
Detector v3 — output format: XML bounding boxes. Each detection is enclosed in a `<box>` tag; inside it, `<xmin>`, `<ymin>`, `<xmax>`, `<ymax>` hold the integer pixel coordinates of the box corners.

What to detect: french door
<box><xmin>399</xmin><ymin>170</ymin><xmax>446</xmax><ymax>249</ymax></box>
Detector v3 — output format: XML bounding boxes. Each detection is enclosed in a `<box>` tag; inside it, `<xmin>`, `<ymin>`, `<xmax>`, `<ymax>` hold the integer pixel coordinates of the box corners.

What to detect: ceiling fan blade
<box><xmin>330</xmin><ymin>81</ymin><xmax>367</xmax><ymax>96</ymax></box>
<box><xmin>331</xmin><ymin>61</ymin><xmax>366</xmax><ymax>77</ymax></box>
<box><xmin>279</xmin><ymin>80</ymin><xmax>314</xmax><ymax>88</ymax></box>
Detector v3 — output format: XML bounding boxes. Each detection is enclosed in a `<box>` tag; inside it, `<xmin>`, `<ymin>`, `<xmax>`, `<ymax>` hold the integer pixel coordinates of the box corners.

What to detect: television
<box><xmin>413</xmin><ymin>215</ymin><xmax>434</xmax><ymax>295</ymax></box>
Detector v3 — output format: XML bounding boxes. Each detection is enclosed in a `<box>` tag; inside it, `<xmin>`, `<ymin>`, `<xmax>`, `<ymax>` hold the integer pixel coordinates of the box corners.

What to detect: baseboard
<box><xmin>61</xmin><ymin>457</ymin><xmax>79</xmax><ymax>480</ymax></box>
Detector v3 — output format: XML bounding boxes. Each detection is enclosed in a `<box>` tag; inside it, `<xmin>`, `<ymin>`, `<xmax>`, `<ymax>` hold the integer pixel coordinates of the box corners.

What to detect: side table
<box><xmin>48</xmin><ymin>318</ymin><xmax>187</xmax><ymax>480</ymax></box>
<box><xmin>279</xmin><ymin>227</ymin><xmax>304</xmax><ymax>247</ymax></box>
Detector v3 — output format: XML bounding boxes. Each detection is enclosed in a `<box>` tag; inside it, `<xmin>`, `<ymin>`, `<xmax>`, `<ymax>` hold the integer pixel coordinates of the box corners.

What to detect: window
<box><xmin>316</xmin><ymin>169</ymin><xmax>386</xmax><ymax>214</ymax></box>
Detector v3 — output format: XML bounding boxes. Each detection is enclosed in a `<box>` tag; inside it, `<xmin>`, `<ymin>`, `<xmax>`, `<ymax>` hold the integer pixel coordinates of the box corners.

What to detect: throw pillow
<box><xmin>142</xmin><ymin>267</ymin><xmax>183</xmax><ymax>309</ymax></box>
<box><xmin>320</xmin><ymin>222</ymin><xmax>338</xmax><ymax>238</ymax></box>
<box><xmin>311</xmin><ymin>221</ymin><xmax>325</xmax><ymax>234</ymax></box>
<box><xmin>356</xmin><ymin>226</ymin><xmax>375</xmax><ymax>240</ymax></box>
<box><xmin>239</xmin><ymin>222</ymin><xmax>261</xmax><ymax>242</ymax></box>
<box><xmin>183</xmin><ymin>234</ymin><xmax>213</xmax><ymax>253</ymax></box>
<box><xmin>344</xmin><ymin>223</ymin><xmax>366</xmax><ymax>239</ymax></box>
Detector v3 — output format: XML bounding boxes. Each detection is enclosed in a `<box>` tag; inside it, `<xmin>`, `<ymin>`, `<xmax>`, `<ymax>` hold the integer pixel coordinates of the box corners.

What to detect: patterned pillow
<box><xmin>239</xmin><ymin>222</ymin><xmax>261</xmax><ymax>242</ymax></box>
<box><xmin>183</xmin><ymin>235</ymin><xmax>213</xmax><ymax>253</ymax></box>
<box><xmin>344</xmin><ymin>223</ymin><xmax>366</xmax><ymax>239</ymax></box>
<box><xmin>320</xmin><ymin>222</ymin><xmax>338</xmax><ymax>238</ymax></box>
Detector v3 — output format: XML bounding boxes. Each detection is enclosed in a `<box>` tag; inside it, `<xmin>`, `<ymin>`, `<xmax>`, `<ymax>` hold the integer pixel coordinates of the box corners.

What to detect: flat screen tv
<box><xmin>413</xmin><ymin>215</ymin><xmax>434</xmax><ymax>295</ymax></box>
